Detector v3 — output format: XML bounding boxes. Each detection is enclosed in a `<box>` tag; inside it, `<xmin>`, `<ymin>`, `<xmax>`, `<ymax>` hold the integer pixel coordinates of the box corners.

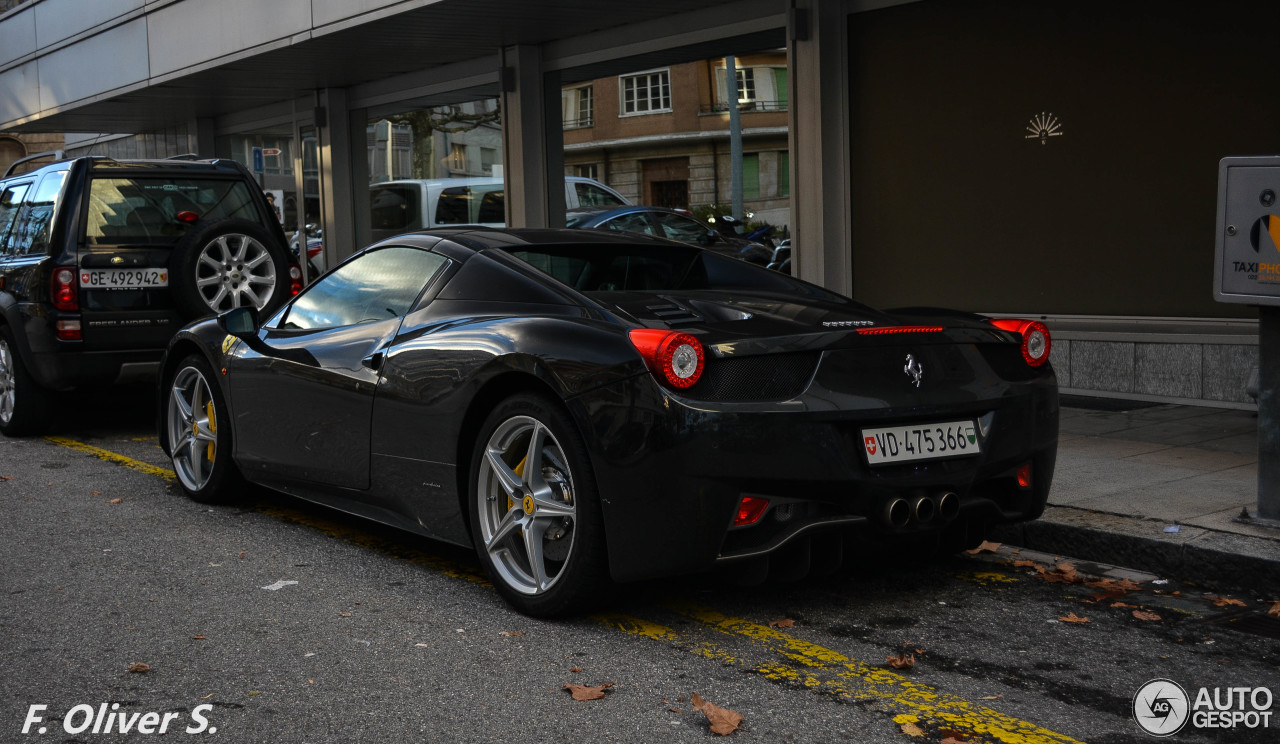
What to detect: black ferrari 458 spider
<box><xmin>159</xmin><ymin>227</ymin><xmax>1057</xmax><ymax>616</ymax></box>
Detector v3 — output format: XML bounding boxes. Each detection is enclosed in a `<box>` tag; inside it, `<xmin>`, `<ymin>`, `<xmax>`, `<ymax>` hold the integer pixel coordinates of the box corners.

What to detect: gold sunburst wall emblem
<box><xmin>1025</xmin><ymin>112</ymin><xmax>1063</xmax><ymax>145</ymax></box>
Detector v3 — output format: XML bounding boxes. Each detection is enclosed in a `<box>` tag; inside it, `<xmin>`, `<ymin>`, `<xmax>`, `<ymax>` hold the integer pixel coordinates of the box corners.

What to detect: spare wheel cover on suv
<box><xmin>169</xmin><ymin>218</ymin><xmax>290</xmax><ymax>319</ymax></box>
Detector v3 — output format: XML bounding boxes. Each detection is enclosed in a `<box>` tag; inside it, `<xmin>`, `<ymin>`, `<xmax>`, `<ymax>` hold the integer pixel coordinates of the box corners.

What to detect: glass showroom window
<box><xmin>620</xmin><ymin>70</ymin><xmax>672</xmax><ymax>116</ymax></box>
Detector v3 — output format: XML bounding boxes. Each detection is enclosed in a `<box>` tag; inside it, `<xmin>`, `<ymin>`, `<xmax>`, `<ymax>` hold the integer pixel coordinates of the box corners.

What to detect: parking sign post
<box><xmin>1215</xmin><ymin>156</ymin><xmax>1280</xmax><ymax>521</ymax></box>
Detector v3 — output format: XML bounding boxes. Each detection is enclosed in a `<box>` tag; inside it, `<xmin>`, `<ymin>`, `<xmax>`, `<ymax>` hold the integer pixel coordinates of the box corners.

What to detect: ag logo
<box><xmin>1133</xmin><ymin>679</ymin><xmax>1190</xmax><ymax>737</ymax></box>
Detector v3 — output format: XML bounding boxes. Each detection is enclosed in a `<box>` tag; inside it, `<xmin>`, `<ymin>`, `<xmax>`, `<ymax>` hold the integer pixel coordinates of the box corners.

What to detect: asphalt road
<box><xmin>2</xmin><ymin>385</ymin><xmax>1277</xmax><ymax>744</ymax></box>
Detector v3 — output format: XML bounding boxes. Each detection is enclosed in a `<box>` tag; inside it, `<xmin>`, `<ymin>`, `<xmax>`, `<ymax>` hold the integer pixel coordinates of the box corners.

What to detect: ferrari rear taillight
<box><xmin>628</xmin><ymin>329</ymin><xmax>704</xmax><ymax>389</ymax></box>
<box><xmin>991</xmin><ymin>318</ymin><xmax>1051</xmax><ymax>367</ymax></box>
<box><xmin>51</xmin><ymin>267</ymin><xmax>78</xmax><ymax>311</ymax></box>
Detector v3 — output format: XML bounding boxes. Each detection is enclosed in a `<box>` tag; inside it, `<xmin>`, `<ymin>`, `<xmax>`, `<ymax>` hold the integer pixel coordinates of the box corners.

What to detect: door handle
<box><xmin>362</xmin><ymin>351</ymin><xmax>384</xmax><ymax>371</ymax></box>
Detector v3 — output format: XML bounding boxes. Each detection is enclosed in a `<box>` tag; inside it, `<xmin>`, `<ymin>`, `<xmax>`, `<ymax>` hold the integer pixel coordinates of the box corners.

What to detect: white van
<box><xmin>369</xmin><ymin>176</ymin><xmax>629</xmax><ymax>242</ymax></box>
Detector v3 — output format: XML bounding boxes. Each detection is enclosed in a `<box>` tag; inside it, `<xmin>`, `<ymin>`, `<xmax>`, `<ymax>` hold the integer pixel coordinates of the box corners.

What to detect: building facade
<box><xmin>2</xmin><ymin>0</ymin><xmax>1275</xmax><ymax>408</ymax></box>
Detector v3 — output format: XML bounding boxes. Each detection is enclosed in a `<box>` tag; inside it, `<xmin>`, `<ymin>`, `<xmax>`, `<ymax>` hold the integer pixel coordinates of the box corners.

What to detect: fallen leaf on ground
<box><xmin>966</xmin><ymin>540</ymin><xmax>1002</xmax><ymax>554</ymax></box>
<box><xmin>979</xmin><ymin>694</ymin><xmax>1003</xmax><ymax>700</ymax></box>
<box><xmin>127</xmin><ymin>662</ymin><xmax>151</xmax><ymax>673</ymax></box>
<box><xmin>1040</xmin><ymin>562</ymin><xmax>1081</xmax><ymax>583</ymax></box>
<box><xmin>108</xmin><ymin>498</ymin><xmax>123</xmax><ymax>504</ymax></box>
<box><xmin>1133</xmin><ymin>610</ymin><xmax>1162</xmax><ymax>621</ymax></box>
<box><xmin>569</xmin><ymin>667</ymin><xmax>583</xmax><ymax>673</ymax></box>
<box><xmin>1084</xmin><ymin>577</ymin><xmax>1140</xmax><ymax>601</ymax></box>
<box><xmin>692</xmin><ymin>693</ymin><xmax>743</xmax><ymax>736</ymax></box>
<box><xmin>668</xmin><ymin>708</ymin><xmax>682</xmax><ymax>713</ymax></box>
<box><xmin>1269</xmin><ymin>602</ymin><xmax>1280</xmax><ymax>619</ymax></box>
<box><xmin>900</xmin><ymin>722</ymin><xmax>926</xmax><ymax>737</ymax></box>
<box><xmin>886</xmin><ymin>652</ymin><xmax>916</xmax><ymax>670</ymax></box>
<box><xmin>941</xmin><ymin>738</ymin><xmax>966</xmax><ymax>744</ymax></box>
<box><xmin>338</xmin><ymin>612</ymin><xmax>351</xmax><ymax>617</ymax></box>
<box><xmin>1058</xmin><ymin>612</ymin><xmax>1090</xmax><ymax>624</ymax></box>
<box><xmin>0</xmin><ymin>475</ymin><xmax>14</xmax><ymax>480</ymax></box>
<box><xmin>1012</xmin><ymin>559</ymin><xmax>1038</xmax><ymax>568</ymax></box>
<box><xmin>1206</xmin><ymin>596</ymin><xmax>1246</xmax><ymax>608</ymax></box>
<box><xmin>768</xmin><ymin>618</ymin><xmax>795</xmax><ymax>628</ymax></box>
<box><xmin>91</xmin><ymin>490</ymin><xmax>101</xmax><ymax>496</ymax></box>
<box><xmin>192</xmin><ymin>635</ymin><xmax>206</xmax><ymax>640</ymax></box>
<box><xmin>499</xmin><ymin>630</ymin><xmax>524</xmax><ymax>637</ymax></box>
<box><xmin>414</xmin><ymin>643</ymin><xmax>429</xmax><ymax>648</ymax></box>
<box><xmin>1110</xmin><ymin>602</ymin><xmax>1135</xmax><ymax>608</ymax></box>
<box><xmin>939</xmin><ymin>728</ymin><xmax>968</xmax><ymax>741</ymax></box>
<box><xmin>564</xmin><ymin>682</ymin><xmax>614</xmax><ymax>701</ymax></box>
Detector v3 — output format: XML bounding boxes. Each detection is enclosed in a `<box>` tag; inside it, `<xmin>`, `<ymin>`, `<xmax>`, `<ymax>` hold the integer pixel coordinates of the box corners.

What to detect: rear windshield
<box><xmin>85</xmin><ymin>177</ymin><xmax>261</xmax><ymax>245</ymax></box>
<box><xmin>501</xmin><ymin>243</ymin><xmax>847</xmax><ymax>303</ymax></box>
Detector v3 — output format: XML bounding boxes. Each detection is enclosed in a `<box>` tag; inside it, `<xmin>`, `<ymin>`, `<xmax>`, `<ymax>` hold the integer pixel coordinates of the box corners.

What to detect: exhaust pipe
<box><xmin>884</xmin><ymin>498</ymin><xmax>911</xmax><ymax>528</ymax></box>
<box><xmin>912</xmin><ymin>495</ymin><xmax>936</xmax><ymax>524</ymax></box>
<box><xmin>937</xmin><ymin>491</ymin><xmax>960</xmax><ymax>521</ymax></box>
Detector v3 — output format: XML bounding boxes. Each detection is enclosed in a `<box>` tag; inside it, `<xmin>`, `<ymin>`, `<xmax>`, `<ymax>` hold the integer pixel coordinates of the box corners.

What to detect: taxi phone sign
<box><xmin>1215</xmin><ymin>156</ymin><xmax>1280</xmax><ymax>305</ymax></box>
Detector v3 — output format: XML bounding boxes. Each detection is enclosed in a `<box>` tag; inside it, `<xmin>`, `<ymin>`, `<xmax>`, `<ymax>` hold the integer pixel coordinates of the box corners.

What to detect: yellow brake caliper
<box><xmin>204</xmin><ymin>400</ymin><xmax>217</xmax><ymax>462</ymax></box>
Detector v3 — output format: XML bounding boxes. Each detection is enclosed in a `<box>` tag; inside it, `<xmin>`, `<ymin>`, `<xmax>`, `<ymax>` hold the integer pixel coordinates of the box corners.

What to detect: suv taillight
<box><xmin>51</xmin><ymin>267</ymin><xmax>79</xmax><ymax>311</ymax></box>
<box><xmin>289</xmin><ymin>263</ymin><xmax>303</xmax><ymax>295</ymax></box>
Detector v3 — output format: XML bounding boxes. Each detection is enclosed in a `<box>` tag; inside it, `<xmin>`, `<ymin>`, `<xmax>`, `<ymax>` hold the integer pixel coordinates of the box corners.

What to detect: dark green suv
<box><xmin>0</xmin><ymin>153</ymin><xmax>297</xmax><ymax>435</ymax></box>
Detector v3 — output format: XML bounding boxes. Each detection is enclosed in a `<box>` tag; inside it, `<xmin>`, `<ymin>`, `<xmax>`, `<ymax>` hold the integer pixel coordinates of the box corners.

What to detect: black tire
<box><xmin>169</xmin><ymin>218</ymin><xmax>290</xmax><ymax>320</ymax></box>
<box><xmin>0</xmin><ymin>326</ymin><xmax>51</xmax><ymax>437</ymax></box>
<box><xmin>469</xmin><ymin>393</ymin><xmax>609</xmax><ymax>617</ymax></box>
<box><xmin>163</xmin><ymin>354</ymin><xmax>243</xmax><ymax>504</ymax></box>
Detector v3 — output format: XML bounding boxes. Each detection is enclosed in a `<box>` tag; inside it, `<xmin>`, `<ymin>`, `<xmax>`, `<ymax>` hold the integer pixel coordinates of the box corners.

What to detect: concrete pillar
<box><xmin>189</xmin><ymin>117</ymin><xmax>216</xmax><ymax>158</ymax></box>
<box><xmin>788</xmin><ymin>0</ymin><xmax>852</xmax><ymax>295</ymax></box>
<box><xmin>317</xmin><ymin>88</ymin><xmax>358</xmax><ymax>263</ymax></box>
<box><xmin>501</xmin><ymin>44</ymin><xmax>565</xmax><ymax>228</ymax></box>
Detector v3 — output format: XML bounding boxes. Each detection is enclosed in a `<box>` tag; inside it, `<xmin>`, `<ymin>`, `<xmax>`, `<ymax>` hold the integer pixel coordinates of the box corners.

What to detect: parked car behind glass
<box><xmin>370</xmin><ymin>176</ymin><xmax>629</xmax><ymax>242</ymax></box>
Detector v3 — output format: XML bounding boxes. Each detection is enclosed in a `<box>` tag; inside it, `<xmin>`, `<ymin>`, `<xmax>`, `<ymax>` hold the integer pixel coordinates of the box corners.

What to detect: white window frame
<box><xmin>619</xmin><ymin>68</ymin><xmax>673</xmax><ymax>117</ymax></box>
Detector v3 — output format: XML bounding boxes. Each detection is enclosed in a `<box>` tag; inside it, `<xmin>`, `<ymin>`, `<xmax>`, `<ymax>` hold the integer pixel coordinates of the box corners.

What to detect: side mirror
<box><xmin>217</xmin><ymin>307</ymin><xmax>258</xmax><ymax>337</ymax></box>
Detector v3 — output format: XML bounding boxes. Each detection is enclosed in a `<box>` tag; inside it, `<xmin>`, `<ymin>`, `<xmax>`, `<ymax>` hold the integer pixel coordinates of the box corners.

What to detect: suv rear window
<box><xmin>85</xmin><ymin>177</ymin><xmax>260</xmax><ymax>245</ymax></box>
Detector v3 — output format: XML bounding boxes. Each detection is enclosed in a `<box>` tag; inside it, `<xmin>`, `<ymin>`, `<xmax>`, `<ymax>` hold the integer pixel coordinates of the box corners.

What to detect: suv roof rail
<box><xmin>166</xmin><ymin>153</ymin><xmax>204</xmax><ymax>161</ymax></box>
<box><xmin>3</xmin><ymin>149</ymin><xmax>65</xmax><ymax>179</ymax></box>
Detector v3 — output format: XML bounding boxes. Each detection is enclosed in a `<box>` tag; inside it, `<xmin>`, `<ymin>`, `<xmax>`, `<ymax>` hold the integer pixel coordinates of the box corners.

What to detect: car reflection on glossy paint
<box><xmin>566</xmin><ymin>205</ymin><xmax>773</xmax><ymax>265</ymax></box>
<box><xmin>159</xmin><ymin>227</ymin><xmax>1058</xmax><ymax>617</ymax></box>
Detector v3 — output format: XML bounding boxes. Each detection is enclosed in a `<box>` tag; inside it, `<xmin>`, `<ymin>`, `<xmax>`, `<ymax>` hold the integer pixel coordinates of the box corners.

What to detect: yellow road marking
<box><xmin>45</xmin><ymin>436</ymin><xmax>176</xmax><ymax>482</ymax></box>
<box><xmin>50</xmin><ymin>436</ymin><xmax>1084</xmax><ymax>744</ymax></box>
<box><xmin>656</xmin><ymin>602</ymin><xmax>1085</xmax><ymax>744</ymax></box>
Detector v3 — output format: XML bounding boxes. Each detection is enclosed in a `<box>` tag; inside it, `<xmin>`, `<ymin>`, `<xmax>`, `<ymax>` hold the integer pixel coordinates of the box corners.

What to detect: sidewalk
<box><xmin>991</xmin><ymin>399</ymin><xmax>1280</xmax><ymax>592</ymax></box>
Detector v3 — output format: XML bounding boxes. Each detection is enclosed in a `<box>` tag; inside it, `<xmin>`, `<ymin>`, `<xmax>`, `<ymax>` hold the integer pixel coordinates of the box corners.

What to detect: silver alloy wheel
<box><xmin>193</xmin><ymin>232</ymin><xmax>278</xmax><ymax>312</ymax></box>
<box><xmin>0</xmin><ymin>337</ymin><xmax>15</xmax><ymax>425</ymax></box>
<box><xmin>167</xmin><ymin>365</ymin><xmax>219</xmax><ymax>492</ymax></box>
<box><xmin>476</xmin><ymin>415</ymin><xmax>578</xmax><ymax>595</ymax></box>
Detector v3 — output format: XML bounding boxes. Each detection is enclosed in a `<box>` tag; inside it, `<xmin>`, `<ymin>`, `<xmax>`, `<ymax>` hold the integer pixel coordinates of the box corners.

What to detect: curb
<box><xmin>990</xmin><ymin>506</ymin><xmax>1280</xmax><ymax>593</ymax></box>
